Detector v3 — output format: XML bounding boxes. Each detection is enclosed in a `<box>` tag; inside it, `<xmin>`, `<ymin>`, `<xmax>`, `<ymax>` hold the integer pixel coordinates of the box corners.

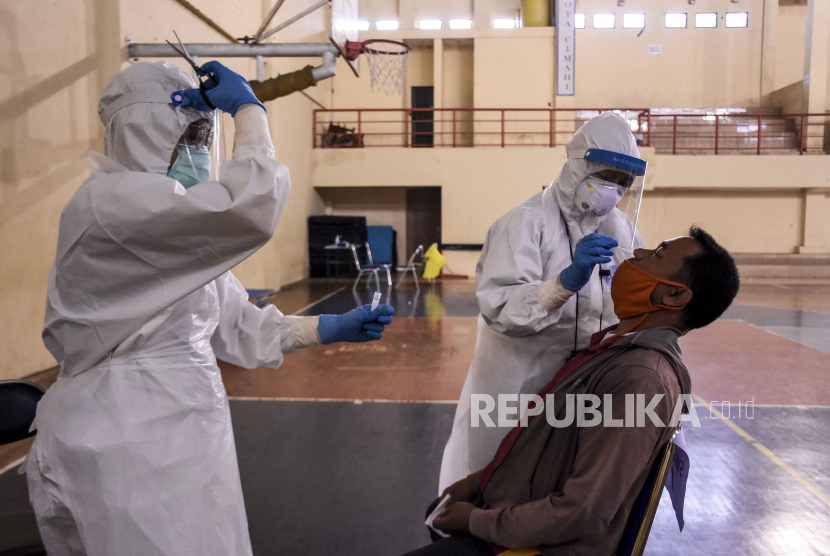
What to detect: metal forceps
<box><xmin>166</xmin><ymin>30</ymin><xmax>220</xmax><ymax>109</ymax></box>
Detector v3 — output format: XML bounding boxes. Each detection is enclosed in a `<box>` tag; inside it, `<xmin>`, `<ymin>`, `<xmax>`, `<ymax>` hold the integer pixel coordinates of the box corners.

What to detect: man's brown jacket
<box><xmin>468</xmin><ymin>326</ymin><xmax>692</xmax><ymax>556</ymax></box>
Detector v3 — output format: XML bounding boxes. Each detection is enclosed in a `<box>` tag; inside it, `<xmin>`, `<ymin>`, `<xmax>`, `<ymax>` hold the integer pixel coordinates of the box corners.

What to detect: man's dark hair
<box><xmin>674</xmin><ymin>226</ymin><xmax>740</xmax><ymax>330</ymax></box>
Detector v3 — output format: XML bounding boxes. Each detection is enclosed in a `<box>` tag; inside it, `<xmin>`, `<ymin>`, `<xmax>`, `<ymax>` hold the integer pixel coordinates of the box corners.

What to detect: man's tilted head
<box><xmin>612</xmin><ymin>226</ymin><xmax>740</xmax><ymax>333</ymax></box>
<box><xmin>673</xmin><ymin>226</ymin><xmax>741</xmax><ymax>330</ymax></box>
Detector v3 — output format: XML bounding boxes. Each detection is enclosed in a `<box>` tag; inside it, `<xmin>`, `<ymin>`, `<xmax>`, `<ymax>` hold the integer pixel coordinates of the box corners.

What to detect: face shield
<box><xmin>570</xmin><ymin>148</ymin><xmax>647</xmax><ymax>252</ymax></box>
<box><xmin>167</xmin><ymin>110</ymin><xmax>227</xmax><ymax>188</ymax></box>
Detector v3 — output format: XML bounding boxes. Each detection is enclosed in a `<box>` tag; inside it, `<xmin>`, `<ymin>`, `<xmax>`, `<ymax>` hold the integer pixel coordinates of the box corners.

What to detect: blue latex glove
<box><xmin>559</xmin><ymin>233</ymin><xmax>618</xmax><ymax>291</ymax></box>
<box><xmin>318</xmin><ymin>304</ymin><xmax>395</xmax><ymax>344</ymax></box>
<box><xmin>171</xmin><ymin>61</ymin><xmax>265</xmax><ymax>117</ymax></box>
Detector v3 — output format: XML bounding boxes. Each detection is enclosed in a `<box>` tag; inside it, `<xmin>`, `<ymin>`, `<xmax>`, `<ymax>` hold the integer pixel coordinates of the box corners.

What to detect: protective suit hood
<box><xmin>548</xmin><ymin>112</ymin><xmax>640</xmax><ymax>240</ymax></box>
<box><xmin>98</xmin><ymin>61</ymin><xmax>209</xmax><ymax>174</ymax></box>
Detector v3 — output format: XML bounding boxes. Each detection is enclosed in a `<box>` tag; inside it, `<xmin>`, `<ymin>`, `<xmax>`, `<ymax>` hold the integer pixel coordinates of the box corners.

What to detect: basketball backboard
<box><xmin>330</xmin><ymin>0</ymin><xmax>360</xmax><ymax>76</ymax></box>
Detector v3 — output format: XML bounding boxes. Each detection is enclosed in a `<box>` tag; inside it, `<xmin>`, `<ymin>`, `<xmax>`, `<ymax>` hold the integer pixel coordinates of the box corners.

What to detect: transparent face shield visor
<box><xmin>576</xmin><ymin>148</ymin><xmax>647</xmax><ymax>253</ymax></box>
<box><xmin>176</xmin><ymin>110</ymin><xmax>227</xmax><ymax>182</ymax></box>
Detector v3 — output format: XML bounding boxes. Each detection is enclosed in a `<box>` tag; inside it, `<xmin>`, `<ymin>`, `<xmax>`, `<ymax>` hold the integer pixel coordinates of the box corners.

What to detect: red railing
<box><xmin>643</xmin><ymin>112</ymin><xmax>830</xmax><ymax>155</ymax></box>
<box><xmin>313</xmin><ymin>108</ymin><xmax>650</xmax><ymax>149</ymax></box>
<box><xmin>313</xmin><ymin>108</ymin><xmax>830</xmax><ymax>155</ymax></box>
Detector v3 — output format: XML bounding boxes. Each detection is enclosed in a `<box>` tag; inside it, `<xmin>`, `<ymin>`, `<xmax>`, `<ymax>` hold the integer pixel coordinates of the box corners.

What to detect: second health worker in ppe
<box><xmin>438</xmin><ymin>112</ymin><xmax>647</xmax><ymax>492</ymax></box>
<box><xmin>27</xmin><ymin>61</ymin><xmax>393</xmax><ymax>556</ymax></box>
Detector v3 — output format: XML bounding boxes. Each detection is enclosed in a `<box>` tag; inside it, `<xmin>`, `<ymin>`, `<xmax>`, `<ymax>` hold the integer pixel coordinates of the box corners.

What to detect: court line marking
<box><xmin>693</xmin><ymin>394</ymin><xmax>830</xmax><ymax>509</ymax></box>
<box><xmin>751</xmin><ymin>403</ymin><xmax>830</xmax><ymax>409</ymax></box>
<box><xmin>0</xmin><ymin>456</ymin><xmax>26</xmax><ymax>477</ymax></box>
<box><xmin>229</xmin><ymin>396</ymin><xmax>457</xmax><ymax>404</ymax></box>
<box><xmin>291</xmin><ymin>286</ymin><xmax>347</xmax><ymax>316</ymax></box>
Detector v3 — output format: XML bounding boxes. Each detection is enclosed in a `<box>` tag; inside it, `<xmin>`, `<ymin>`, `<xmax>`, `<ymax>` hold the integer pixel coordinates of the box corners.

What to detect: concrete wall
<box><xmin>340</xmin><ymin>0</ymin><xmax>808</xmax><ymax>110</ymax></box>
<box><xmin>777</xmin><ymin>1</ymin><xmax>808</xmax><ymax>91</ymax></box>
<box><xmin>316</xmin><ymin>186</ymin><xmax>408</xmax><ymax>259</ymax></box>
<box><xmin>1</xmin><ymin>0</ymin><xmax>123</xmax><ymax>379</ymax></box>
<box><xmin>311</xmin><ymin>147</ymin><xmax>830</xmax><ymax>275</ymax></box>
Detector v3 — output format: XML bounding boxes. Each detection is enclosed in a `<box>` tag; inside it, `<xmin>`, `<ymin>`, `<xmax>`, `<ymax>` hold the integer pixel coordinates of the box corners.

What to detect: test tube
<box><xmin>371</xmin><ymin>291</ymin><xmax>382</xmax><ymax>311</ymax></box>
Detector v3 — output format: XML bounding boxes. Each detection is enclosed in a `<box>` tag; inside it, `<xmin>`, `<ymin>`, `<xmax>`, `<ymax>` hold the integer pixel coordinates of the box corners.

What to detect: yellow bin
<box><xmin>522</xmin><ymin>0</ymin><xmax>551</xmax><ymax>27</ymax></box>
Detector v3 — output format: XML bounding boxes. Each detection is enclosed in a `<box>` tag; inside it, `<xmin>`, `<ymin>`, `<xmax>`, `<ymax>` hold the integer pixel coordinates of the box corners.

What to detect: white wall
<box><xmin>317</xmin><ymin>186</ymin><xmax>408</xmax><ymax>259</ymax></box>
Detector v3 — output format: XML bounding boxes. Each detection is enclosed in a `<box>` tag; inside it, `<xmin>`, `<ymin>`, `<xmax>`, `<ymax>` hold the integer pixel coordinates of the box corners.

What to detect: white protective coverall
<box><xmin>27</xmin><ymin>62</ymin><xmax>319</xmax><ymax>556</ymax></box>
<box><xmin>438</xmin><ymin>113</ymin><xmax>646</xmax><ymax>492</ymax></box>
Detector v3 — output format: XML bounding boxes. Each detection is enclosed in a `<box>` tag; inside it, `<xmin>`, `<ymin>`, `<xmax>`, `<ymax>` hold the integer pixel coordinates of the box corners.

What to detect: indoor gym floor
<box><xmin>1</xmin><ymin>279</ymin><xmax>829</xmax><ymax>555</ymax></box>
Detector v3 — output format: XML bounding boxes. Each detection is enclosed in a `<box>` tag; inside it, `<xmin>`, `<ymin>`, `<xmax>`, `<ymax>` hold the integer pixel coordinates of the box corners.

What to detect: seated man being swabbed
<box><xmin>403</xmin><ymin>226</ymin><xmax>740</xmax><ymax>556</ymax></box>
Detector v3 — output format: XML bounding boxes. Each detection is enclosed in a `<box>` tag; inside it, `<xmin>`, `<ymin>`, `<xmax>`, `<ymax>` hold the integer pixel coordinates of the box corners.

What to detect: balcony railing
<box><xmin>312</xmin><ymin>108</ymin><xmax>830</xmax><ymax>155</ymax></box>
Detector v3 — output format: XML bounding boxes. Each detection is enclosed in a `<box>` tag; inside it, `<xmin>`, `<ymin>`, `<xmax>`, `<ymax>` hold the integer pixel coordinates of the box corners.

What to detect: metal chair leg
<box><xmin>373</xmin><ymin>270</ymin><xmax>380</xmax><ymax>291</ymax></box>
<box><xmin>385</xmin><ymin>268</ymin><xmax>392</xmax><ymax>287</ymax></box>
<box><xmin>396</xmin><ymin>269</ymin><xmax>407</xmax><ymax>289</ymax></box>
<box><xmin>353</xmin><ymin>271</ymin><xmax>362</xmax><ymax>291</ymax></box>
<box><xmin>411</xmin><ymin>268</ymin><xmax>420</xmax><ymax>291</ymax></box>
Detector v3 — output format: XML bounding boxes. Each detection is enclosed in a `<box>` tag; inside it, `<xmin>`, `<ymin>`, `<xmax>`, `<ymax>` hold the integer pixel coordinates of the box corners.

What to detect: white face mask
<box><xmin>574</xmin><ymin>177</ymin><xmax>625</xmax><ymax>217</ymax></box>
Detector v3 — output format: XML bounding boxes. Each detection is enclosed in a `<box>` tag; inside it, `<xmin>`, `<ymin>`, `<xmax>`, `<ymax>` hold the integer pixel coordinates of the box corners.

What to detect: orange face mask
<box><xmin>610</xmin><ymin>259</ymin><xmax>689</xmax><ymax>329</ymax></box>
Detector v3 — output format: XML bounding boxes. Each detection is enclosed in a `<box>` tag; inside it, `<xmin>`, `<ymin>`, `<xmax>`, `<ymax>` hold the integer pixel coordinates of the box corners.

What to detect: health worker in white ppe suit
<box><xmin>26</xmin><ymin>61</ymin><xmax>394</xmax><ymax>556</ymax></box>
<box><xmin>438</xmin><ymin>112</ymin><xmax>647</xmax><ymax>493</ymax></box>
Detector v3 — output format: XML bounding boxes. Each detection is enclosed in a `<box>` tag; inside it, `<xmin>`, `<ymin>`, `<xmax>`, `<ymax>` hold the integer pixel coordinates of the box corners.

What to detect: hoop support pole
<box><xmin>128</xmin><ymin>42</ymin><xmax>338</xmax><ymax>58</ymax></box>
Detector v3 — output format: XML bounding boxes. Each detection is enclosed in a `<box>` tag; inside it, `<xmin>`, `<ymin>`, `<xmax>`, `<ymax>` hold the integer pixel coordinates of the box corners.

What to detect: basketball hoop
<box><xmin>344</xmin><ymin>39</ymin><xmax>411</xmax><ymax>96</ymax></box>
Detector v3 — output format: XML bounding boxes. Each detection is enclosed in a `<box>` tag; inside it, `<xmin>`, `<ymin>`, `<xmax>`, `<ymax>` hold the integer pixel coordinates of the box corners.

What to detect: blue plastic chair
<box><xmin>617</xmin><ymin>440</ymin><xmax>676</xmax><ymax>556</ymax></box>
<box><xmin>350</xmin><ymin>243</ymin><xmax>392</xmax><ymax>290</ymax></box>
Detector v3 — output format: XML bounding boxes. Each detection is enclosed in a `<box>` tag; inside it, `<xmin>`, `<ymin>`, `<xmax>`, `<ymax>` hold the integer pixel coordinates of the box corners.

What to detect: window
<box><xmin>575</xmin><ymin>13</ymin><xmax>586</xmax><ymax>29</ymax></box>
<box><xmin>493</xmin><ymin>18</ymin><xmax>516</xmax><ymax>29</ymax></box>
<box><xmin>449</xmin><ymin>19</ymin><xmax>472</xmax><ymax>29</ymax></box>
<box><xmin>376</xmin><ymin>20</ymin><xmax>399</xmax><ymax>30</ymax></box>
<box><xmin>695</xmin><ymin>13</ymin><xmax>717</xmax><ymax>28</ymax></box>
<box><xmin>725</xmin><ymin>12</ymin><xmax>748</xmax><ymax>28</ymax></box>
<box><xmin>357</xmin><ymin>20</ymin><xmax>370</xmax><ymax>31</ymax></box>
<box><xmin>418</xmin><ymin>19</ymin><xmax>442</xmax><ymax>30</ymax></box>
<box><xmin>665</xmin><ymin>13</ymin><xmax>688</xmax><ymax>28</ymax></box>
<box><xmin>593</xmin><ymin>14</ymin><xmax>616</xmax><ymax>29</ymax></box>
<box><xmin>623</xmin><ymin>14</ymin><xmax>645</xmax><ymax>29</ymax></box>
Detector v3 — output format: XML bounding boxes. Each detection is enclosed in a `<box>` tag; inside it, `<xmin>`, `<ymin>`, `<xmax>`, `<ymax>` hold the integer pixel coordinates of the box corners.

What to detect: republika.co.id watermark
<box><xmin>470</xmin><ymin>394</ymin><xmax>756</xmax><ymax>428</ymax></box>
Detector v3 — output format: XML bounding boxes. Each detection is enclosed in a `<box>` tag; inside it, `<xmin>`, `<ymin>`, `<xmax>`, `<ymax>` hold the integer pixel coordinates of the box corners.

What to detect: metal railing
<box><xmin>643</xmin><ymin>112</ymin><xmax>830</xmax><ymax>155</ymax></box>
<box><xmin>313</xmin><ymin>108</ymin><xmax>830</xmax><ymax>155</ymax></box>
<box><xmin>313</xmin><ymin>108</ymin><xmax>649</xmax><ymax>149</ymax></box>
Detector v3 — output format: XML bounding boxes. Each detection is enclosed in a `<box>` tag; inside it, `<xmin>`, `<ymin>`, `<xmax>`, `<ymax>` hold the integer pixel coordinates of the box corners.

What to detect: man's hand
<box><xmin>433</xmin><ymin>501</ymin><xmax>475</xmax><ymax>536</ymax></box>
<box><xmin>440</xmin><ymin>476</ymin><xmax>477</xmax><ymax>504</ymax></box>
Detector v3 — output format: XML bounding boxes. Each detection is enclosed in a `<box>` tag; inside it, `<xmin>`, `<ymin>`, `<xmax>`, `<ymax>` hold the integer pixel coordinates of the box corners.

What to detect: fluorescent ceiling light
<box><xmin>695</xmin><ymin>13</ymin><xmax>717</xmax><ymax>28</ymax></box>
<box><xmin>725</xmin><ymin>12</ymin><xmax>748</xmax><ymax>28</ymax></box>
<box><xmin>418</xmin><ymin>19</ymin><xmax>442</xmax><ymax>30</ymax></box>
<box><xmin>376</xmin><ymin>20</ymin><xmax>399</xmax><ymax>30</ymax></box>
<box><xmin>593</xmin><ymin>14</ymin><xmax>615</xmax><ymax>29</ymax></box>
<box><xmin>623</xmin><ymin>13</ymin><xmax>645</xmax><ymax>29</ymax></box>
<box><xmin>357</xmin><ymin>20</ymin><xmax>370</xmax><ymax>31</ymax></box>
<box><xmin>575</xmin><ymin>14</ymin><xmax>586</xmax><ymax>29</ymax></box>
<box><xmin>665</xmin><ymin>13</ymin><xmax>687</xmax><ymax>28</ymax></box>
<box><xmin>493</xmin><ymin>18</ymin><xmax>516</xmax><ymax>29</ymax></box>
<box><xmin>449</xmin><ymin>19</ymin><xmax>472</xmax><ymax>29</ymax></box>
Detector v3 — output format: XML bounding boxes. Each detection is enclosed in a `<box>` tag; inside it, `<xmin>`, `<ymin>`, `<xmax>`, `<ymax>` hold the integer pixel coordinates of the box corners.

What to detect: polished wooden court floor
<box><xmin>2</xmin><ymin>279</ymin><xmax>829</xmax><ymax>555</ymax></box>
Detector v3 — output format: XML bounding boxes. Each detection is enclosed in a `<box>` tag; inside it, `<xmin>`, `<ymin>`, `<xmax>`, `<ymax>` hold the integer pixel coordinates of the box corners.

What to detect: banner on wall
<box><xmin>556</xmin><ymin>0</ymin><xmax>575</xmax><ymax>96</ymax></box>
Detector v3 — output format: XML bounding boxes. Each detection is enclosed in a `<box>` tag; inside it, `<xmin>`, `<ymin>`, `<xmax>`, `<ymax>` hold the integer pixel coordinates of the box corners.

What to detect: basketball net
<box><xmin>364</xmin><ymin>43</ymin><xmax>409</xmax><ymax>96</ymax></box>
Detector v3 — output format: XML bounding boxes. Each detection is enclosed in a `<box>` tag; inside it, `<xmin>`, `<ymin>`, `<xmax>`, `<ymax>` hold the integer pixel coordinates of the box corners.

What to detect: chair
<box><xmin>366</xmin><ymin>226</ymin><xmax>395</xmax><ymax>269</ymax></box>
<box><xmin>350</xmin><ymin>243</ymin><xmax>392</xmax><ymax>291</ymax></box>
<box><xmin>0</xmin><ymin>379</ymin><xmax>47</xmax><ymax>556</ymax></box>
<box><xmin>425</xmin><ymin>438</ymin><xmax>676</xmax><ymax>556</ymax></box>
<box><xmin>616</xmin><ymin>439</ymin><xmax>677</xmax><ymax>556</ymax></box>
<box><xmin>396</xmin><ymin>245</ymin><xmax>425</xmax><ymax>290</ymax></box>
